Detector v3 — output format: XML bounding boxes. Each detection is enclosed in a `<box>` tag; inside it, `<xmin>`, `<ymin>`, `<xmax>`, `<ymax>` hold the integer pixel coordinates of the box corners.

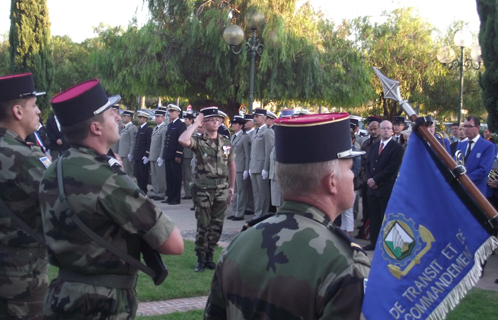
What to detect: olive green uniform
<box><xmin>189</xmin><ymin>133</ymin><xmax>234</xmax><ymax>254</ymax></box>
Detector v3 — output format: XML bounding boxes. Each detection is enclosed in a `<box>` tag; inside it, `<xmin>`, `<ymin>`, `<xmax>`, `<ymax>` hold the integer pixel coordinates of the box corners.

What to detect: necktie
<box><xmin>378</xmin><ymin>142</ymin><xmax>384</xmax><ymax>156</ymax></box>
<box><xmin>153</xmin><ymin>126</ymin><xmax>158</xmax><ymax>132</ymax></box>
<box><xmin>464</xmin><ymin>141</ymin><xmax>474</xmax><ymax>163</ymax></box>
<box><xmin>256</xmin><ymin>128</ymin><xmax>259</xmax><ymax>134</ymax></box>
<box><xmin>395</xmin><ymin>136</ymin><xmax>399</xmax><ymax>143</ymax></box>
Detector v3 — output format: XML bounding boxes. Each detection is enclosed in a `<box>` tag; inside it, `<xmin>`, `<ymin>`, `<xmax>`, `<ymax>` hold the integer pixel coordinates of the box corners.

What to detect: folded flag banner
<box><xmin>362</xmin><ymin>130</ymin><xmax>498</xmax><ymax>320</ymax></box>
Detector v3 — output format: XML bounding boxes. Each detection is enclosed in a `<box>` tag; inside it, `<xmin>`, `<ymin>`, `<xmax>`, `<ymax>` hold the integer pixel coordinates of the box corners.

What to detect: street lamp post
<box><xmin>223</xmin><ymin>13</ymin><xmax>265</xmax><ymax>114</ymax></box>
<box><xmin>437</xmin><ymin>29</ymin><xmax>482</xmax><ymax>124</ymax></box>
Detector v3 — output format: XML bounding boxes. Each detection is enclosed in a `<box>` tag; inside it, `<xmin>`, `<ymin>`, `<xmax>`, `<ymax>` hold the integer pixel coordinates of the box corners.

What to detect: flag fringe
<box><xmin>427</xmin><ymin>236</ymin><xmax>498</xmax><ymax>320</ymax></box>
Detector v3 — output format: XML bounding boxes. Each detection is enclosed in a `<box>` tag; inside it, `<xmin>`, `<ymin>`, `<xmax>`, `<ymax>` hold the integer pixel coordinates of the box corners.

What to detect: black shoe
<box><xmin>205</xmin><ymin>252</ymin><xmax>216</xmax><ymax>270</ymax></box>
<box><xmin>232</xmin><ymin>216</ymin><xmax>244</xmax><ymax>221</ymax></box>
<box><xmin>182</xmin><ymin>196</ymin><xmax>192</xmax><ymax>200</ymax></box>
<box><xmin>154</xmin><ymin>197</ymin><xmax>165</xmax><ymax>201</ymax></box>
<box><xmin>244</xmin><ymin>211</ymin><xmax>254</xmax><ymax>216</ymax></box>
<box><xmin>195</xmin><ymin>252</ymin><xmax>206</xmax><ymax>272</ymax></box>
<box><xmin>168</xmin><ymin>201</ymin><xmax>180</xmax><ymax>205</ymax></box>
<box><xmin>161</xmin><ymin>199</ymin><xmax>170</xmax><ymax>203</ymax></box>
<box><xmin>362</xmin><ymin>244</ymin><xmax>376</xmax><ymax>251</ymax></box>
<box><xmin>226</xmin><ymin>216</ymin><xmax>234</xmax><ymax>220</ymax></box>
<box><xmin>190</xmin><ymin>207</ymin><xmax>195</xmax><ymax>211</ymax></box>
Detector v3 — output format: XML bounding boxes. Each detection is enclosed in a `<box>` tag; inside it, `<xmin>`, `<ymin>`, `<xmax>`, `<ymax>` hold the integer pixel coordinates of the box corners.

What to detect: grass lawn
<box><xmin>48</xmin><ymin>240</ymin><xmax>222</xmax><ymax>301</ymax></box>
<box><xmin>138</xmin><ymin>310</ymin><xmax>203</xmax><ymax>319</ymax></box>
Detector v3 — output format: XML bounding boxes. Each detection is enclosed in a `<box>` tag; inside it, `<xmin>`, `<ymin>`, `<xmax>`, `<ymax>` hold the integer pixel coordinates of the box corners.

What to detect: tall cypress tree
<box><xmin>9</xmin><ymin>0</ymin><xmax>54</xmax><ymax>114</ymax></box>
<box><xmin>477</xmin><ymin>0</ymin><xmax>498</xmax><ymax>131</ymax></box>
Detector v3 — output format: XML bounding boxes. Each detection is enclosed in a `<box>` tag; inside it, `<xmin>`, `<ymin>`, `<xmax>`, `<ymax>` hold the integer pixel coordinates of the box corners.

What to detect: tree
<box><xmin>477</xmin><ymin>0</ymin><xmax>498</xmax><ymax>131</ymax></box>
<box><xmin>352</xmin><ymin>7</ymin><xmax>447</xmax><ymax>121</ymax></box>
<box><xmin>0</xmin><ymin>33</ymin><xmax>9</xmax><ymax>75</ymax></box>
<box><xmin>91</xmin><ymin>0</ymin><xmax>374</xmax><ymax>116</ymax></box>
<box><xmin>9</xmin><ymin>0</ymin><xmax>54</xmax><ymax>112</ymax></box>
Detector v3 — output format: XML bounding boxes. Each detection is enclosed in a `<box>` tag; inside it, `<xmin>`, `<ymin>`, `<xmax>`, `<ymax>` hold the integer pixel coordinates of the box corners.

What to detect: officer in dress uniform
<box><xmin>117</xmin><ymin>110</ymin><xmax>137</xmax><ymax>176</ymax></box>
<box><xmin>217</xmin><ymin>110</ymin><xmax>231</xmax><ymax>137</ymax></box>
<box><xmin>182</xmin><ymin>112</ymin><xmax>196</xmax><ymax>200</ymax></box>
<box><xmin>249</xmin><ymin>108</ymin><xmax>275</xmax><ymax>219</ymax></box>
<box><xmin>227</xmin><ymin>115</ymin><xmax>250</xmax><ymax>220</ymax></box>
<box><xmin>243</xmin><ymin>113</ymin><xmax>256</xmax><ymax>216</ymax></box>
<box><xmin>205</xmin><ymin>113</ymin><xmax>370</xmax><ymax>319</ymax></box>
<box><xmin>162</xmin><ymin>104</ymin><xmax>187</xmax><ymax>205</ymax></box>
<box><xmin>149</xmin><ymin>109</ymin><xmax>168</xmax><ymax>200</ymax></box>
<box><xmin>133</xmin><ymin>110</ymin><xmax>153</xmax><ymax>193</ymax></box>
<box><xmin>39</xmin><ymin>79</ymin><xmax>184</xmax><ymax>319</ymax></box>
<box><xmin>0</xmin><ymin>72</ymin><xmax>48</xmax><ymax>319</ymax></box>
<box><xmin>393</xmin><ymin>116</ymin><xmax>405</xmax><ymax>144</ymax></box>
<box><xmin>110</xmin><ymin>103</ymin><xmax>122</xmax><ymax>154</ymax></box>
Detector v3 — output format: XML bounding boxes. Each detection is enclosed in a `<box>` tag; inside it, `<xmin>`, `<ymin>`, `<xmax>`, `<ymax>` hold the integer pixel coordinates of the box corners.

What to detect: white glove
<box><xmin>127</xmin><ymin>154</ymin><xmax>132</xmax><ymax>162</ymax></box>
<box><xmin>157</xmin><ymin>157</ymin><xmax>163</xmax><ymax>167</ymax></box>
<box><xmin>262</xmin><ymin>169</ymin><xmax>269</xmax><ymax>180</ymax></box>
<box><xmin>142</xmin><ymin>156</ymin><xmax>149</xmax><ymax>164</ymax></box>
<box><xmin>243</xmin><ymin>170</ymin><xmax>249</xmax><ymax>180</ymax></box>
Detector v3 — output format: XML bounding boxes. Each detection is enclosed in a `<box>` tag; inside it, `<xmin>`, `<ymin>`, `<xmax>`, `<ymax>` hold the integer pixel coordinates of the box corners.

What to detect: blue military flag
<box><xmin>362</xmin><ymin>130</ymin><xmax>498</xmax><ymax>320</ymax></box>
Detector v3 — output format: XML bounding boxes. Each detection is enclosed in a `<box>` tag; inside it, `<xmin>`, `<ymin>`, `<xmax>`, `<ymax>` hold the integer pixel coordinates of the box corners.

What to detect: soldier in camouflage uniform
<box><xmin>39</xmin><ymin>79</ymin><xmax>184</xmax><ymax>319</ymax></box>
<box><xmin>179</xmin><ymin>106</ymin><xmax>235</xmax><ymax>272</ymax></box>
<box><xmin>0</xmin><ymin>73</ymin><xmax>48</xmax><ymax>320</ymax></box>
<box><xmin>205</xmin><ymin>113</ymin><xmax>371</xmax><ymax>319</ymax></box>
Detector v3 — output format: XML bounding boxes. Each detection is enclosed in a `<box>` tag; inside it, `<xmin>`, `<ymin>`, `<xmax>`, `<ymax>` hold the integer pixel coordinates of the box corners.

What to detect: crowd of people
<box><xmin>1</xmin><ymin>71</ymin><xmax>497</xmax><ymax>319</ymax></box>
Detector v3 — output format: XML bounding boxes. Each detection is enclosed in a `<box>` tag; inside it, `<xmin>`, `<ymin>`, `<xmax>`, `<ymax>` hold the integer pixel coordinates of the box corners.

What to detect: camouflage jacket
<box><xmin>189</xmin><ymin>133</ymin><xmax>234</xmax><ymax>188</ymax></box>
<box><xmin>40</xmin><ymin>146</ymin><xmax>176</xmax><ymax>275</ymax></box>
<box><xmin>0</xmin><ymin>128</ymin><xmax>48</xmax><ymax>282</ymax></box>
<box><xmin>204</xmin><ymin>201</ymin><xmax>371</xmax><ymax>320</ymax></box>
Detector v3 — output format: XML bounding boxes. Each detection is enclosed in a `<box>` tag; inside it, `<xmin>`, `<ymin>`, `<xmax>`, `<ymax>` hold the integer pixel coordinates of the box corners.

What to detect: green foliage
<box><xmin>353</xmin><ymin>7</ymin><xmax>453</xmax><ymax>121</ymax></box>
<box><xmin>477</xmin><ymin>0</ymin><xmax>498</xmax><ymax>131</ymax></box>
<box><xmin>91</xmin><ymin>0</ymin><xmax>374</xmax><ymax>116</ymax></box>
<box><xmin>9</xmin><ymin>0</ymin><xmax>54</xmax><ymax>113</ymax></box>
<box><xmin>0</xmin><ymin>33</ymin><xmax>9</xmax><ymax>75</ymax></box>
<box><xmin>138</xmin><ymin>310</ymin><xmax>204</xmax><ymax>320</ymax></box>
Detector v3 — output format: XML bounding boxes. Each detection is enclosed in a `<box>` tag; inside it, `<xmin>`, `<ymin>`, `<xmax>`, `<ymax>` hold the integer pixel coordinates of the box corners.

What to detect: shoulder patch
<box><xmin>39</xmin><ymin>156</ymin><xmax>52</xmax><ymax>169</ymax></box>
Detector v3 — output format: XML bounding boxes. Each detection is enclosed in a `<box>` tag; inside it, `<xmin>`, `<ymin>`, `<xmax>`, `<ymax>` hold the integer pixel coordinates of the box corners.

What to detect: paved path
<box><xmin>135</xmin><ymin>190</ymin><xmax>498</xmax><ymax>316</ymax></box>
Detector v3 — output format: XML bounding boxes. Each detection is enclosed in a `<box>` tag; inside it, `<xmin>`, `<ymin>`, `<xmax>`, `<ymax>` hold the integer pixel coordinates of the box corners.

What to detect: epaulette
<box><xmin>240</xmin><ymin>213</ymin><xmax>275</xmax><ymax>232</ymax></box>
<box><xmin>222</xmin><ymin>134</ymin><xmax>230</xmax><ymax>140</ymax></box>
<box><xmin>335</xmin><ymin>227</ymin><xmax>366</xmax><ymax>254</ymax></box>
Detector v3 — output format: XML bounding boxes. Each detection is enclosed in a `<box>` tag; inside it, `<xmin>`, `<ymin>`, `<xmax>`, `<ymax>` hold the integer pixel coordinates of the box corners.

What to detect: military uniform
<box><xmin>117</xmin><ymin>122</ymin><xmax>137</xmax><ymax>176</ymax></box>
<box><xmin>149</xmin><ymin>121</ymin><xmax>167</xmax><ymax>199</ymax></box>
<box><xmin>0</xmin><ymin>128</ymin><xmax>48</xmax><ymax>320</ymax></box>
<box><xmin>190</xmin><ymin>132</ymin><xmax>234</xmax><ymax>255</ymax></box>
<box><xmin>249</xmin><ymin>124</ymin><xmax>274</xmax><ymax>218</ymax></box>
<box><xmin>133</xmin><ymin>122</ymin><xmax>153</xmax><ymax>193</ymax></box>
<box><xmin>269</xmin><ymin>146</ymin><xmax>281</xmax><ymax>207</ymax></box>
<box><xmin>205</xmin><ymin>201</ymin><xmax>370</xmax><ymax>319</ymax></box>
<box><xmin>110</xmin><ymin>118</ymin><xmax>123</xmax><ymax>154</ymax></box>
<box><xmin>230</xmin><ymin>130</ymin><xmax>250</xmax><ymax>219</ymax></box>
<box><xmin>163</xmin><ymin>118</ymin><xmax>187</xmax><ymax>204</ymax></box>
<box><xmin>182</xmin><ymin>125</ymin><xmax>195</xmax><ymax>198</ymax></box>
<box><xmin>39</xmin><ymin>146</ymin><xmax>176</xmax><ymax>319</ymax></box>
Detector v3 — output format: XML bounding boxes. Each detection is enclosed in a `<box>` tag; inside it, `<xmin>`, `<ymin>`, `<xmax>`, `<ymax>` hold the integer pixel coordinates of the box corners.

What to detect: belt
<box><xmin>58</xmin><ymin>268</ymin><xmax>137</xmax><ymax>289</ymax></box>
<box><xmin>195</xmin><ymin>178</ymin><xmax>227</xmax><ymax>187</ymax></box>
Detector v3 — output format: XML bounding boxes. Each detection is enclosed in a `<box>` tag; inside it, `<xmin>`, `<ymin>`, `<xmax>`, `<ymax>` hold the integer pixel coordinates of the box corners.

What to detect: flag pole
<box><xmin>373</xmin><ymin>67</ymin><xmax>498</xmax><ymax>227</ymax></box>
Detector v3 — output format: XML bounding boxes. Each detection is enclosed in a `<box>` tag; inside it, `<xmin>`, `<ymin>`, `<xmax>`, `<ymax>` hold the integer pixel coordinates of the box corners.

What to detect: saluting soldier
<box><xmin>249</xmin><ymin>108</ymin><xmax>275</xmax><ymax>219</ymax></box>
<box><xmin>117</xmin><ymin>110</ymin><xmax>137</xmax><ymax>176</ymax></box>
<box><xmin>227</xmin><ymin>115</ymin><xmax>250</xmax><ymax>220</ymax></box>
<box><xmin>205</xmin><ymin>113</ymin><xmax>370</xmax><ymax>319</ymax></box>
<box><xmin>182</xmin><ymin>112</ymin><xmax>196</xmax><ymax>200</ymax></box>
<box><xmin>162</xmin><ymin>104</ymin><xmax>187</xmax><ymax>205</ymax></box>
<box><xmin>39</xmin><ymin>79</ymin><xmax>184</xmax><ymax>319</ymax></box>
<box><xmin>0</xmin><ymin>73</ymin><xmax>49</xmax><ymax>319</ymax></box>
<box><xmin>110</xmin><ymin>103</ymin><xmax>122</xmax><ymax>154</ymax></box>
<box><xmin>149</xmin><ymin>109</ymin><xmax>168</xmax><ymax>200</ymax></box>
<box><xmin>179</xmin><ymin>107</ymin><xmax>235</xmax><ymax>272</ymax></box>
<box><xmin>133</xmin><ymin>110</ymin><xmax>153</xmax><ymax>193</ymax></box>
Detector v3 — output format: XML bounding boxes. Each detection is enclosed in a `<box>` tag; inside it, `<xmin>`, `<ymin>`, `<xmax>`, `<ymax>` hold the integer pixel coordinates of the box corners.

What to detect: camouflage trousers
<box><xmin>193</xmin><ymin>186</ymin><xmax>228</xmax><ymax>254</ymax></box>
<box><xmin>0</xmin><ymin>275</ymin><xmax>48</xmax><ymax>320</ymax></box>
<box><xmin>42</xmin><ymin>279</ymin><xmax>137</xmax><ymax>319</ymax></box>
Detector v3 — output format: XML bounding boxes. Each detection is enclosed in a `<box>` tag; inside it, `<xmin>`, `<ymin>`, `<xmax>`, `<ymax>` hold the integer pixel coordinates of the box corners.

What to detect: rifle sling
<box><xmin>56</xmin><ymin>157</ymin><xmax>156</xmax><ymax>279</ymax></box>
<box><xmin>0</xmin><ymin>197</ymin><xmax>46</xmax><ymax>247</ymax></box>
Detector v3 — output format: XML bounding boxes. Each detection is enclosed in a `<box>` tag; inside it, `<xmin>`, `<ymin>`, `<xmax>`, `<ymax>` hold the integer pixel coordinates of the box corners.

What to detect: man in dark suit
<box><xmin>133</xmin><ymin>110</ymin><xmax>153</xmax><ymax>193</ymax></box>
<box><xmin>455</xmin><ymin>115</ymin><xmax>495</xmax><ymax>194</ymax></box>
<box><xmin>363</xmin><ymin>120</ymin><xmax>404</xmax><ymax>250</ymax></box>
<box><xmin>46</xmin><ymin>114</ymin><xmax>69</xmax><ymax>159</ymax></box>
<box><xmin>162</xmin><ymin>104</ymin><xmax>187</xmax><ymax>205</ymax></box>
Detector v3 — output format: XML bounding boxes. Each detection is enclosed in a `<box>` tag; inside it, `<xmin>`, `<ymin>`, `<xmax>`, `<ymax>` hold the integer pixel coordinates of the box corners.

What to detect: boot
<box><xmin>194</xmin><ymin>252</ymin><xmax>206</xmax><ymax>272</ymax></box>
<box><xmin>205</xmin><ymin>252</ymin><xmax>216</xmax><ymax>270</ymax></box>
